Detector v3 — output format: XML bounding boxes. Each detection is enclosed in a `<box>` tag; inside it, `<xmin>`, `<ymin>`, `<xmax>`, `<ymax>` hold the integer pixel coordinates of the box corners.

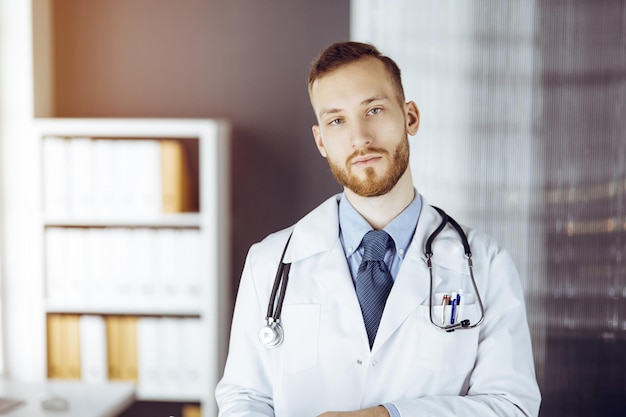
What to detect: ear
<box><xmin>405</xmin><ymin>101</ymin><xmax>420</xmax><ymax>136</ymax></box>
<box><xmin>312</xmin><ymin>125</ymin><xmax>328</xmax><ymax>158</ymax></box>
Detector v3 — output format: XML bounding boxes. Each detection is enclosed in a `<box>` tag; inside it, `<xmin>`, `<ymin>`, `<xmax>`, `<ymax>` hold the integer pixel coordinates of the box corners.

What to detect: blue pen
<box><xmin>450</xmin><ymin>299</ymin><xmax>457</xmax><ymax>324</ymax></box>
<box><xmin>457</xmin><ymin>292</ymin><xmax>464</xmax><ymax>322</ymax></box>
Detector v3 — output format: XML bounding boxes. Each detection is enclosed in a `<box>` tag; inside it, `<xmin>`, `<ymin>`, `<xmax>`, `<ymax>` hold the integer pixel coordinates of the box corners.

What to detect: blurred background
<box><xmin>1</xmin><ymin>0</ymin><xmax>624</xmax><ymax>416</ymax></box>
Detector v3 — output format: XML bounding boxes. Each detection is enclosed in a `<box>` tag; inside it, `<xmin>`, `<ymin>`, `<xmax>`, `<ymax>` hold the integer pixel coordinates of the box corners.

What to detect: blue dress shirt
<box><xmin>338</xmin><ymin>191</ymin><xmax>422</xmax><ymax>417</ymax></box>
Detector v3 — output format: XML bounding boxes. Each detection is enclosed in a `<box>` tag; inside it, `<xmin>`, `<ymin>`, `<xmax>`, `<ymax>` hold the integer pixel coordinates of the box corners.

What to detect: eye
<box><xmin>368</xmin><ymin>107</ymin><xmax>382</xmax><ymax>115</ymax></box>
<box><xmin>328</xmin><ymin>118</ymin><xmax>343</xmax><ymax>126</ymax></box>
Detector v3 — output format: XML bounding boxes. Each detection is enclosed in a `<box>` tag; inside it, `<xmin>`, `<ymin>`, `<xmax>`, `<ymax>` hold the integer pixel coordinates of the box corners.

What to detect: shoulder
<box><xmin>462</xmin><ymin>225</ymin><xmax>511</xmax><ymax>265</ymax></box>
<box><xmin>247</xmin><ymin>194</ymin><xmax>341</xmax><ymax>263</ymax></box>
<box><xmin>426</xmin><ymin>202</ymin><xmax>505</xmax><ymax>261</ymax></box>
<box><xmin>421</xmin><ymin>203</ymin><xmax>511</xmax><ymax>270</ymax></box>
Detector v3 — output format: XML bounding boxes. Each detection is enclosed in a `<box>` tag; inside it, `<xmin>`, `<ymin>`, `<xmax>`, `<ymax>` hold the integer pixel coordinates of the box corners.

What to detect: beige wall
<box><xmin>48</xmin><ymin>0</ymin><xmax>349</xmax><ymax>296</ymax></box>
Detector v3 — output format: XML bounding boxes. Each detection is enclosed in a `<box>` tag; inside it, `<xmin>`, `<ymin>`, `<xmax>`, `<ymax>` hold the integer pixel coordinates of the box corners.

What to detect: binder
<box><xmin>65</xmin><ymin>228</ymin><xmax>87</xmax><ymax>305</ymax></box>
<box><xmin>106</xmin><ymin>316</ymin><xmax>138</xmax><ymax>382</ymax></box>
<box><xmin>116</xmin><ymin>140</ymin><xmax>137</xmax><ymax>216</ymax></box>
<box><xmin>106</xmin><ymin>316</ymin><xmax>122</xmax><ymax>381</ymax></box>
<box><xmin>120</xmin><ymin>316</ymin><xmax>139</xmax><ymax>382</ymax></box>
<box><xmin>128</xmin><ymin>228</ymin><xmax>156</xmax><ymax>308</ymax></box>
<box><xmin>160</xmin><ymin>317</ymin><xmax>182</xmax><ymax>396</ymax></box>
<box><xmin>156</xmin><ymin>229</ymin><xmax>180</xmax><ymax>308</ymax></box>
<box><xmin>180</xmin><ymin>318</ymin><xmax>207</xmax><ymax>398</ymax></box>
<box><xmin>64</xmin><ymin>314</ymin><xmax>82</xmax><ymax>379</ymax></box>
<box><xmin>137</xmin><ymin>317</ymin><xmax>161</xmax><ymax>398</ymax></box>
<box><xmin>85</xmin><ymin>228</ymin><xmax>111</xmax><ymax>307</ymax></box>
<box><xmin>47</xmin><ymin>314</ymin><xmax>81</xmax><ymax>379</ymax></box>
<box><xmin>161</xmin><ymin>140</ymin><xmax>194</xmax><ymax>213</ymax></box>
<box><xmin>42</xmin><ymin>136</ymin><xmax>69</xmax><ymax>218</ymax></box>
<box><xmin>93</xmin><ymin>139</ymin><xmax>116</xmax><ymax>217</ymax></box>
<box><xmin>179</xmin><ymin>230</ymin><xmax>204</xmax><ymax>310</ymax></box>
<box><xmin>46</xmin><ymin>314</ymin><xmax>63</xmax><ymax>378</ymax></box>
<box><xmin>134</xmin><ymin>139</ymin><xmax>162</xmax><ymax>216</ymax></box>
<box><xmin>109</xmin><ymin>229</ymin><xmax>131</xmax><ymax>307</ymax></box>
<box><xmin>79</xmin><ymin>315</ymin><xmax>107</xmax><ymax>382</ymax></box>
<box><xmin>67</xmin><ymin>137</ymin><xmax>95</xmax><ymax>217</ymax></box>
<box><xmin>45</xmin><ymin>228</ymin><xmax>69</xmax><ymax>304</ymax></box>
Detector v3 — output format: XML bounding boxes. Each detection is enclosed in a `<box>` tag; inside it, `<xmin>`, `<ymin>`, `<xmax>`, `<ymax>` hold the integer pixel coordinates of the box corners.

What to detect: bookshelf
<box><xmin>34</xmin><ymin>118</ymin><xmax>230</xmax><ymax>416</ymax></box>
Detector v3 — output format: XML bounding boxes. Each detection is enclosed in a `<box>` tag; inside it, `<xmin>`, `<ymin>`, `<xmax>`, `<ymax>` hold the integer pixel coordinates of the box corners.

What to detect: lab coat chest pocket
<box><xmin>415</xmin><ymin>305</ymin><xmax>479</xmax><ymax>375</ymax></box>
<box><xmin>280</xmin><ymin>304</ymin><xmax>320</xmax><ymax>374</ymax></box>
<box><xmin>415</xmin><ymin>262</ymin><xmax>480</xmax><ymax>375</ymax></box>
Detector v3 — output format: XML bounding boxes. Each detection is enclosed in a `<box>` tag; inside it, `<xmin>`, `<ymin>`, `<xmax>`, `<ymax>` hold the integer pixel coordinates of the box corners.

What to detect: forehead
<box><xmin>309</xmin><ymin>57</ymin><xmax>398</xmax><ymax>113</ymax></box>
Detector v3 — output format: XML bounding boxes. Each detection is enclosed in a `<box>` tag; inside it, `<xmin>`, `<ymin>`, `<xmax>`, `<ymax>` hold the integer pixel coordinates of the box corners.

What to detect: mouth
<box><xmin>351</xmin><ymin>154</ymin><xmax>382</xmax><ymax>167</ymax></box>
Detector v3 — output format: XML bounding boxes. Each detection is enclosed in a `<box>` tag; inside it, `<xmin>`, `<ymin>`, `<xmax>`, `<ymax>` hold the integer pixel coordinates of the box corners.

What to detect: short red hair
<box><xmin>308</xmin><ymin>41</ymin><xmax>405</xmax><ymax>103</ymax></box>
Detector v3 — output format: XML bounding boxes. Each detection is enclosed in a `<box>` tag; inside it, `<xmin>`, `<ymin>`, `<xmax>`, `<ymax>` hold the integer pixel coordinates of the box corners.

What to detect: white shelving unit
<box><xmin>34</xmin><ymin>118</ymin><xmax>230</xmax><ymax>416</ymax></box>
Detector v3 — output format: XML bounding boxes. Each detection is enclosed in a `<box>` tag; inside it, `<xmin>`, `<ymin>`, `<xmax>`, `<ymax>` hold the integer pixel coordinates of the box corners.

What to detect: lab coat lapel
<box><xmin>311</xmin><ymin>240</ymin><xmax>366</xmax><ymax>337</ymax></box>
<box><xmin>283</xmin><ymin>195</ymin><xmax>341</xmax><ymax>264</ymax></box>
<box><xmin>286</xmin><ymin>194</ymin><xmax>368</xmax><ymax>346</ymax></box>
<box><xmin>283</xmin><ymin>195</ymin><xmax>447</xmax><ymax>353</ymax></box>
<box><xmin>372</xmin><ymin>204</ymin><xmax>442</xmax><ymax>353</ymax></box>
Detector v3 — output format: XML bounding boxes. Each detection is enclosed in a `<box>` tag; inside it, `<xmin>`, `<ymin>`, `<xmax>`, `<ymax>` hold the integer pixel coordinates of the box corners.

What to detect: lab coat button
<box><xmin>371</xmin><ymin>360</ymin><xmax>378</xmax><ymax>367</ymax></box>
<box><xmin>356</xmin><ymin>359</ymin><xmax>363</xmax><ymax>365</ymax></box>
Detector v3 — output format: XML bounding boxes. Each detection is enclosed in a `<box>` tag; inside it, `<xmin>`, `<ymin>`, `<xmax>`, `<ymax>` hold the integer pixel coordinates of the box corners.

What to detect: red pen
<box><xmin>441</xmin><ymin>295</ymin><xmax>451</xmax><ymax>324</ymax></box>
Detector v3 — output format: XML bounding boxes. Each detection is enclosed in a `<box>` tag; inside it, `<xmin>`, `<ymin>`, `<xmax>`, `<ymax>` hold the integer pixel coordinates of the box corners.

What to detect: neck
<box><xmin>345</xmin><ymin>168</ymin><xmax>415</xmax><ymax>230</ymax></box>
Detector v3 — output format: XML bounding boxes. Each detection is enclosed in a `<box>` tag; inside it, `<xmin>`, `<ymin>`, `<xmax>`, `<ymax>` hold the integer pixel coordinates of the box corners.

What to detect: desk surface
<box><xmin>0</xmin><ymin>380</ymin><xmax>135</xmax><ymax>417</ymax></box>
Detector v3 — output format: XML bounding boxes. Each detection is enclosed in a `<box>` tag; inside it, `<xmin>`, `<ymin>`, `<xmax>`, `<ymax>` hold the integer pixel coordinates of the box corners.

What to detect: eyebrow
<box><xmin>318</xmin><ymin>94</ymin><xmax>391</xmax><ymax>119</ymax></box>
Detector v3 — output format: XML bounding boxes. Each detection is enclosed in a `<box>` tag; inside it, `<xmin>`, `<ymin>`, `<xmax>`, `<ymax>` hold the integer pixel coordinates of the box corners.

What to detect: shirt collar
<box><xmin>339</xmin><ymin>190</ymin><xmax>422</xmax><ymax>258</ymax></box>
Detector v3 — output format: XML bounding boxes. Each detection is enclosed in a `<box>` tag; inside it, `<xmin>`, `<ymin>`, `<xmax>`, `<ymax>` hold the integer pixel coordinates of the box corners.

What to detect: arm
<box><xmin>215</xmin><ymin>251</ymin><xmax>275</xmax><ymax>416</ymax></box>
<box><xmin>318</xmin><ymin>406</ymin><xmax>390</xmax><ymax>417</ymax></box>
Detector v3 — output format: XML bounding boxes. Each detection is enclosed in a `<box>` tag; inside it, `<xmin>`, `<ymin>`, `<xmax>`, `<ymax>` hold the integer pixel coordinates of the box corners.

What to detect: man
<box><xmin>216</xmin><ymin>41</ymin><xmax>541</xmax><ymax>417</ymax></box>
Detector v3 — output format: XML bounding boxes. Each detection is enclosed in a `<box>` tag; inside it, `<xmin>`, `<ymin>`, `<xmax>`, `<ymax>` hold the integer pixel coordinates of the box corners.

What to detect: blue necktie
<box><xmin>355</xmin><ymin>230</ymin><xmax>394</xmax><ymax>349</ymax></box>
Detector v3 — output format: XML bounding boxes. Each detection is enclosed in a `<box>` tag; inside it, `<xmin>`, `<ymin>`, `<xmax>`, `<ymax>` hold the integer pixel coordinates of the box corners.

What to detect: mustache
<box><xmin>347</xmin><ymin>147</ymin><xmax>389</xmax><ymax>163</ymax></box>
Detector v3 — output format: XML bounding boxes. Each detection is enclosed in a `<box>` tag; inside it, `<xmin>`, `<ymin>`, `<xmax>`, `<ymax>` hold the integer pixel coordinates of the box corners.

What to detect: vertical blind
<box><xmin>351</xmin><ymin>0</ymin><xmax>626</xmax><ymax>415</ymax></box>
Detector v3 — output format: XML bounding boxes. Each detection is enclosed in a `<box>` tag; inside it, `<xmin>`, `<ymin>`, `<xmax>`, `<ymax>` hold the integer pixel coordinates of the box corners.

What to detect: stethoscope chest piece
<box><xmin>258</xmin><ymin>320</ymin><xmax>284</xmax><ymax>348</ymax></box>
<box><xmin>259</xmin><ymin>233</ymin><xmax>292</xmax><ymax>348</ymax></box>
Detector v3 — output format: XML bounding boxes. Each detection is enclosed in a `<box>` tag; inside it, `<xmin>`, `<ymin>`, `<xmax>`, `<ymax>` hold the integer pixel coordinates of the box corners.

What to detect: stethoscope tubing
<box><xmin>260</xmin><ymin>206</ymin><xmax>486</xmax><ymax>348</ymax></box>
<box><xmin>265</xmin><ymin>234</ymin><xmax>293</xmax><ymax>324</ymax></box>
<box><xmin>427</xmin><ymin>207</ymin><xmax>485</xmax><ymax>332</ymax></box>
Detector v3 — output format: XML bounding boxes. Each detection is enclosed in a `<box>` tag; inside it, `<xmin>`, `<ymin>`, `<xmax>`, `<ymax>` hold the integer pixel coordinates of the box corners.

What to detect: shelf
<box><xmin>45</xmin><ymin>303</ymin><xmax>203</xmax><ymax>318</ymax></box>
<box><xmin>136</xmin><ymin>392</ymin><xmax>204</xmax><ymax>403</ymax></box>
<box><xmin>20</xmin><ymin>118</ymin><xmax>232</xmax><ymax>415</ymax></box>
<box><xmin>44</xmin><ymin>213</ymin><xmax>201</xmax><ymax>229</ymax></box>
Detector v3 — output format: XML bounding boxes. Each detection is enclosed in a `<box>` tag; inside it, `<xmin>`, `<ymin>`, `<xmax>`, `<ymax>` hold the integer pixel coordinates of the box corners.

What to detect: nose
<box><xmin>350</xmin><ymin>120</ymin><xmax>373</xmax><ymax>149</ymax></box>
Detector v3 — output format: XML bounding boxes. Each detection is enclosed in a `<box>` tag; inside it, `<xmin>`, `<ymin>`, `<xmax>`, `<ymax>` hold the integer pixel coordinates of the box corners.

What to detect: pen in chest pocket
<box><xmin>450</xmin><ymin>293</ymin><xmax>461</xmax><ymax>324</ymax></box>
<box><xmin>439</xmin><ymin>292</ymin><xmax>463</xmax><ymax>325</ymax></box>
<box><xmin>441</xmin><ymin>294</ymin><xmax>450</xmax><ymax>324</ymax></box>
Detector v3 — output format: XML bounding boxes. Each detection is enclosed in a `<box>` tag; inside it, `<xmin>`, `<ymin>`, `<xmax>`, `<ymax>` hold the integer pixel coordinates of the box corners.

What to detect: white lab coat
<box><xmin>216</xmin><ymin>195</ymin><xmax>541</xmax><ymax>417</ymax></box>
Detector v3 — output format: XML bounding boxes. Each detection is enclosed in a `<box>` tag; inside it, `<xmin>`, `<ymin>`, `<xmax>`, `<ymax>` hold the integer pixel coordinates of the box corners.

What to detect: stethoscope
<box><xmin>426</xmin><ymin>207</ymin><xmax>485</xmax><ymax>332</ymax></box>
<box><xmin>258</xmin><ymin>207</ymin><xmax>486</xmax><ymax>348</ymax></box>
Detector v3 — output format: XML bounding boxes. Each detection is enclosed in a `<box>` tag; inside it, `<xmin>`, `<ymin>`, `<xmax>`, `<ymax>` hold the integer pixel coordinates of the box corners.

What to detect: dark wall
<box><xmin>536</xmin><ymin>1</ymin><xmax>626</xmax><ymax>415</ymax></box>
<box><xmin>51</xmin><ymin>0</ymin><xmax>348</xmax><ymax>296</ymax></box>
